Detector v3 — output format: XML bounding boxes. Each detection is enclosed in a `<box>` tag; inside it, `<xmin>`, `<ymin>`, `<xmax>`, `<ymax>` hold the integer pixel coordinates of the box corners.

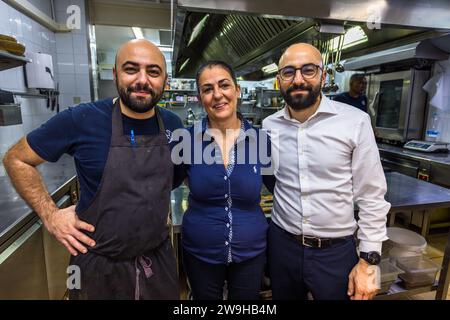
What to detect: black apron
<box><xmin>69</xmin><ymin>99</ymin><xmax>179</xmax><ymax>300</ymax></box>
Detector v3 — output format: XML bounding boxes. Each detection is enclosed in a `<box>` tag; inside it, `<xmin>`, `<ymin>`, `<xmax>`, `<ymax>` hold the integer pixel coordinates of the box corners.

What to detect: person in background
<box><xmin>263</xmin><ymin>43</ymin><xmax>390</xmax><ymax>300</ymax></box>
<box><xmin>333</xmin><ymin>73</ymin><xmax>368</xmax><ymax>112</ymax></box>
<box><xmin>2</xmin><ymin>39</ymin><xmax>184</xmax><ymax>299</ymax></box>
<box><xmin>175</xmin><ymin>60</ymin><xmax>274</xmax><ymax>300</ymax></box>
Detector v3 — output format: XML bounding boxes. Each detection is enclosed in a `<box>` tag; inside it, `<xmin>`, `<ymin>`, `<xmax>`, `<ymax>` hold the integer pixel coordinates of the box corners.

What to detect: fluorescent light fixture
<box><xmin>158</xmin><ymin>46</ymin><xmax>173</xmax><ymax>52</ymax></box>
<box><xmin>330</xmin><ymin>26</ymin><xmax>368</xmax><ymax>51</ymax></box>
<box><xmin>262</xmin><ymin>63</ymin><xmax>278</xmax><ymax>74</ymax></box>
<box><xmin>188</xmin><ymin>14</ymin><xmax>209</xmax><ymax>46</ymax></box>
<box><xmin>180</xmin><ymin>58</ymin><xmax>190</xmax><ymax>72</ymax></box>
<box><xmin>132</xmin><ymin>27</ymin><xmax>145</xmax><ymax>39</ymax></box>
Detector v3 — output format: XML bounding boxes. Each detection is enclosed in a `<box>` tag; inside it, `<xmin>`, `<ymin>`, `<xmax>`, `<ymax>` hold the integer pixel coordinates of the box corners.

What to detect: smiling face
<box><xmin>277</xmin><ymin>43</ymin><xmax>326</xmax><ymax>111</ymax></box>
<box><xmin>113</xmin><ymin>39</ymin><xmax>167</xmax><ymax>113</ymax></box>
<box><xmin>197</xmin><ymin>65</ymin><xmax>241</xmax><ymax>123</ymax></box>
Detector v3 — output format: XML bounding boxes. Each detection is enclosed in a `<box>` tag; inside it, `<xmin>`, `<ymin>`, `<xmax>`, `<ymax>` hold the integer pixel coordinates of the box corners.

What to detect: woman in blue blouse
<box><xmin>178</xmin><ymin>61</ymin><xmax>274</xmax><ymax>300</ymax></box>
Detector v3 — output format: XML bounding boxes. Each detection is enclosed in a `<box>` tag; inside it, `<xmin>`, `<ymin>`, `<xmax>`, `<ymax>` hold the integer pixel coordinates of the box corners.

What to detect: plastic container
<box><xmin>380</xmin><ymin>259</ymin><xmax>404</xmax><ymax>283</ymax></box>
<box><xmin>426</xmin><ymin>112</ymin><xmax>441</xmax><ymax>142</ymax></box>
<box><xmin>379</xmin><ymin>259</ymin><xmax>404</xmax><ymax>293</ymax></box>
<box><xmin>386</xmin><ymin>227</ymin><xmax>427</xmax><ymax>263</ymax></box>
<box><xmin>396</xmin><ymin>255</ymin><xmax>440</xmax><ymax>288</ymax></box>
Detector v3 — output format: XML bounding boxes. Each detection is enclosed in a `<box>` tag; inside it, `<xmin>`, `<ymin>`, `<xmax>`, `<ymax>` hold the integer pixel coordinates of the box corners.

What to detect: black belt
<box><xmin>293</xmin><ymin>234</ymin><xmax>351</xmax><ymax>249</ymax></box>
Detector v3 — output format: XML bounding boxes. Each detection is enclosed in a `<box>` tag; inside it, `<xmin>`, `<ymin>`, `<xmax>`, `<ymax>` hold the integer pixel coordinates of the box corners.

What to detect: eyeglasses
<box><xmin>278</xmin><ymin>64</ymin><xmax>322</xmax><ymax>81</ymax></box>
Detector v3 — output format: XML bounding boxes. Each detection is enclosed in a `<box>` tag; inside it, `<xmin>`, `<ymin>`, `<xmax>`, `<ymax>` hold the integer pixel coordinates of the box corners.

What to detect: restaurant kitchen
<box><xmin>1</xmin><ymin>0</ymin><xmax>450</xmax><ymax>300</ymax></box>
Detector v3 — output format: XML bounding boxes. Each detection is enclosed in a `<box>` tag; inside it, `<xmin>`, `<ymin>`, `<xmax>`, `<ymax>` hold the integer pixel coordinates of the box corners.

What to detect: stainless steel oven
<box><xmin>367</xmin><ymin>69</ymin><xmax>430</xmax><ymax>143</ymax></box>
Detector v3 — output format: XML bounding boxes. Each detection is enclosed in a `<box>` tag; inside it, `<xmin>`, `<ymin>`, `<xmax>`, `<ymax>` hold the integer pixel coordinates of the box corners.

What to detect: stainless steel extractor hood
<box><xmin>173</xmin><ymin>0</ymin><xmax>450</xmax><ymax>80</ymax></box>
<box><xmin>343</xmin><ymin>40</ymin><xmax>450</xmax><ymax>71</ymax></box>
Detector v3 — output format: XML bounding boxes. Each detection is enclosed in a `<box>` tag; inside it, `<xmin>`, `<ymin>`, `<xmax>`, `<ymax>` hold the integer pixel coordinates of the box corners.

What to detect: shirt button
<box><xmin>225</xmin><ymin>207</ymin><xmax>229</xmax><ymax>211</ymax></box>
<box><xmin>224</xmin><ymin>194</ymin><xmax>228</xmax><ymax>198</ymax></box>
<box><xmin>225</xmin><ymin>241</ymin><xmax>229</xmax><ymax>245</ymax></box>
<box><xmin>226</xmin><ymin>223</ymin><xmax>230</xmax><ymax>228</ymax></box>
<box><xmin>224</xmin><ymin>176</ymin><xmax>227</xmax><ymax>180</ymax></box>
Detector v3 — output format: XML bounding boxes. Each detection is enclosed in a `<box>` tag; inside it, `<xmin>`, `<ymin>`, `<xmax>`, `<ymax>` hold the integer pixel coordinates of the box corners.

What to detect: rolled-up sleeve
<box><xmin>352</xmin><ymin>114</ymin><xmax>391</xmax><ymax>253</ymax></box>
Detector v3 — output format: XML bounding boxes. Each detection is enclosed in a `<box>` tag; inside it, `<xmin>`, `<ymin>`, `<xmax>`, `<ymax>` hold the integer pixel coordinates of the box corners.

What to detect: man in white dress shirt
<box><xmin>262</xmin><ymin>43</ymin><xmax>390</xmax><ymax>300</ymax></box>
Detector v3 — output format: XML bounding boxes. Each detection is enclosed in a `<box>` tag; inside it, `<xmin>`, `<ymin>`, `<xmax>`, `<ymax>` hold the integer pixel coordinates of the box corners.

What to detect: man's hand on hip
<box><xmin>44</xmin><ymin>205</ymin><xmax>96</xmax><ymax>256</ymax></box>
<box><xmin>347</xmin><ymin>259</ymin><xmax>380</xmax><ymax>300</ymax></box>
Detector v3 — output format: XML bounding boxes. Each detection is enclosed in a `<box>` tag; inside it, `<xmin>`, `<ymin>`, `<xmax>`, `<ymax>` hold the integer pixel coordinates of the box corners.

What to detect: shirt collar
<box><xmin>276</xmin><ymin>94</ymin><xmax>338</xmax><ymax>122</ymax></box>
<box><xmin>194</xmin><ymin>114</ymin><xmax>255</xmax><ymax>142</ymax></box>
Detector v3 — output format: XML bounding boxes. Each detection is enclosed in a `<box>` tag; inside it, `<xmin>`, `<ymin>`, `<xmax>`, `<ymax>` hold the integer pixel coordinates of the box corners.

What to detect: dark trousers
<box><xmin>182</xmin><ymin>249</ymin><xmax>266</xmax><ymax>300</ymax></box>
<box><xmin>268</xmin><ymin>222</ymin><xmax>359</xmax><ymax>300</ymax></box>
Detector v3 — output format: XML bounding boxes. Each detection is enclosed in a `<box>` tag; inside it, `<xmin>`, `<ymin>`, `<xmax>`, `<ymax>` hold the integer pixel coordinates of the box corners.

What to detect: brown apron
<box><xmin>69</xmin><ymin>99</ymin><xmax>179</xmax><ymax>299</ymax></box>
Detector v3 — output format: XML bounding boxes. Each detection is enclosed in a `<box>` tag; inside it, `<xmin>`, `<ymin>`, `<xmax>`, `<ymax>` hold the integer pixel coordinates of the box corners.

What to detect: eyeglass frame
<box><xmin>278</xmin><ymin>64</ymin><xmax>323</xmax><ymax>81</ymax></box>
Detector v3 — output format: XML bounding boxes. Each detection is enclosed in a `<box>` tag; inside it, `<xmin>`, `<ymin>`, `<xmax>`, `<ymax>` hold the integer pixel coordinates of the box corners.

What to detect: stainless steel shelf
<box><xmin>0</xmin><ymin>51</ymin><xmax>30</xmax><ymax>72</ymax></box>
<box><xmin>375</xmin><ymin>281</ymin><xmax>438</xmax><ymax>300</ymax></box>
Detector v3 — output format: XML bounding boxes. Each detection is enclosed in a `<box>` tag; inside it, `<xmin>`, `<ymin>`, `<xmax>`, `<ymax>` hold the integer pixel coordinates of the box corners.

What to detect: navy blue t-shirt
<box><xmin>27</xmin><ymin>98</ymin><xmax>184</xmax><ymax>213</ymax></box>
<box><xmin>333</xmin><ymin>92</ymin><xmax>368</xmax><ymax>112</ymax></box>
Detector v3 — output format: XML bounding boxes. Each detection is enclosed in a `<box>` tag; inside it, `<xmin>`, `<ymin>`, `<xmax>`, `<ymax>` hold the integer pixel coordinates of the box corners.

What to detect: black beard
<box><xmin>281</xmin><ymin>81</ymin><xmax>322</xmax><ymax>111</ymax></box>
<box><xmin>116</xmin><ymin>82</ymin><xmax>162</xmax><ymax>113</ymax></box>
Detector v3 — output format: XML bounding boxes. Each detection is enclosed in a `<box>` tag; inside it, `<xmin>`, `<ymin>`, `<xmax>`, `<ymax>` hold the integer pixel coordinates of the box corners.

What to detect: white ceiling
<box><xmin>95</xmin><ymin>25</ymin><xmax>172</xmax><ymax>52</ymax></box>
<box><xmin>95</xmin><ymin>25</ymin><xmax>173</xmax><ymax>73</ymax></box>
<box><xmin>95</xmin><ymin>25</ymin><xmax>136</xmax><ymax>52</ymax></box>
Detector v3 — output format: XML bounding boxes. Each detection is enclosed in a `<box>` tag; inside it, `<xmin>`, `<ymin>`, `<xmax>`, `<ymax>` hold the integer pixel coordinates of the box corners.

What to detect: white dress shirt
<box><xmin>262</xmin><ymin>95</ymin><xmax>390</xmax><ymax>253</ymax></box>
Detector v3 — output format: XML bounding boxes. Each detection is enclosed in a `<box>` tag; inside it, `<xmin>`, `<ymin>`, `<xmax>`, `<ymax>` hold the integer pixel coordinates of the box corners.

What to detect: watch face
<box><xmin>368</xmin><ymin>252</ymin><xmax>381</xmax><ymax>265</ymax></box>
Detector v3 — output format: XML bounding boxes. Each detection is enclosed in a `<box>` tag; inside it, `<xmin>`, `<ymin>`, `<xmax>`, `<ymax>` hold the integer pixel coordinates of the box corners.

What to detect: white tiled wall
<box><xmin>0</xmin><ymin>0</ymin><xmax>91</xmax><ymax>176</ymax></box>
<box><xmin>53</xmin><ymin>0</ymin><xmax>91</xmax><ymax>109</ymax></box>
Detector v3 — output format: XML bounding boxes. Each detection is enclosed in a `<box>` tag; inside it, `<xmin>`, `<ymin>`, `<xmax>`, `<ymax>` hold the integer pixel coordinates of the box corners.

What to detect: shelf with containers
<box><xmin>159</xmin><ymin>89</ymin><xmax>203</xmax><ymax>126</ymax></box>
<box><xmin>374</xmin><ymin>226</ymin><xmax>444</xmax><ymax>299</ymax></box>
<box><xmin>372</xmin><ymin>173</ymin><xmax>450</xmax><ymax>300</ymax></box>
<box><xmin>160</xmin><ymin>89</ymin><xmax>199</xmax><ymax>108</ymax></box>
<box><xmin>0</xmin><ymin>50</ymin><xmax>30</xmax><ymax>71</ymax></box>
<box><xmin>252</xmin><ymin>88</ymin><xmax>283</xmax><ymax>125</ymax></box>
<box><xmin>0</xmin><ymin>50</ymin><xmax>29</xmax><ymax>126</ymax></box>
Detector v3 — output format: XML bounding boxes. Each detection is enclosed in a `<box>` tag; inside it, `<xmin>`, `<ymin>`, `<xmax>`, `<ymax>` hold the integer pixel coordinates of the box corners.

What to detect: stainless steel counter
<box><xmin>385</xmin><ymin>171</ymin><xmax>450</xmax><ymax>211</ymax></box>
<box><xmin>0</xmin><ymin>155</ymin><xmax>77</xmax><ymax>247</ymax></box>
<box><xmin>170</xmin><ymin>171</ymin><xmax>450</xmax><ymax>231</ymax></box>
<box><xmin>378</xmin><ymin>143</ymin><xmax>450</xmax><ymax>166</ymax></box>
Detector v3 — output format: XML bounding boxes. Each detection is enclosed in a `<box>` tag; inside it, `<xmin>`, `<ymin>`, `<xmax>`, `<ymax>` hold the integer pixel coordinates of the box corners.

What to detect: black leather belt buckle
<box><xmin>302</xmin><ymin>235</ymin><xmax>323</xmax><ymax>248</ymax></box>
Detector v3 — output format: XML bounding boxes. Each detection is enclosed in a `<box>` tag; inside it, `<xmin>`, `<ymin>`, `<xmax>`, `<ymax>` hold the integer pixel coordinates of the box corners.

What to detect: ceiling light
<box><xmin>180</xmin><ymin>58</ymin><xmax>190</xmax><ymax>72</ymax></box>
<box><xmin>188</xmin><ymin>14</ymin><xmax>209</xmax><ymax>46</ymax></box>
<box><xmin>158</xmin><ymin>46</ymin><xmax>173</xmax><ymax>52</ymax></box>
<box><xmin>132</xmin><ymin>27</ymin><xmax>145</xmax><ymax>39</ymax></box>
<box><xmin>261</xmin><ymin>63</ymin><xmax>278</xmax><ymax>74</ymax></box>
<box><xmin>330</xmin><ymin>26</ymin><xmax>368</xmax><ymax>51</ymax></box>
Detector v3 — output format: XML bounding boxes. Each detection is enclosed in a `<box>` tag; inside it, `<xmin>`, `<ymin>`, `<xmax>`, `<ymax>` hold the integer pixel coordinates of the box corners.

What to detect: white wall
<box><xmin>53</xmin><ymin>0</ymin><xmax>91</xmax><ymax>110</ymax></box>
<box><xmin>0</xmin><ymin>0</ymin><xmax>91</xmax><ymax>175</ymax></box>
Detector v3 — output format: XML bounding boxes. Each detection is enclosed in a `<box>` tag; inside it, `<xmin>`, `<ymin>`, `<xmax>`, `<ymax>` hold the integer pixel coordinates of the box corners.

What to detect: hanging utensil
<box><xmin>335</xmin><ymin>35</ymin><xmax>345</xmax><ymax>73</ymax></box>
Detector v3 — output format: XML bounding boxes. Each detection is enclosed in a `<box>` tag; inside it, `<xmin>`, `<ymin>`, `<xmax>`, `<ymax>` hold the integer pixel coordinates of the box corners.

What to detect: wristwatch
<box><xmin>360</xmin><ymin>251</ymin><xmax>381</xmax><ymax>265</ymax></box>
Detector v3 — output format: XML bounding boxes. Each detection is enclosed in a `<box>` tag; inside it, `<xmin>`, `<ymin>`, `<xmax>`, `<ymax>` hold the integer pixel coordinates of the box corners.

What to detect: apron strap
<box><xmin>111</xmin><ymin>98</ymin><xmax>167</xmax><ymax>143</ymax></box>
<box><xmin>154</xmin><ymin>106</ymin><xmax>166</xmax><ymax>134</ymax></box>
<box><xmin>134</xmin><ymin>255</ymin><xmax>154</xmax><ymax>300</ymax></box>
